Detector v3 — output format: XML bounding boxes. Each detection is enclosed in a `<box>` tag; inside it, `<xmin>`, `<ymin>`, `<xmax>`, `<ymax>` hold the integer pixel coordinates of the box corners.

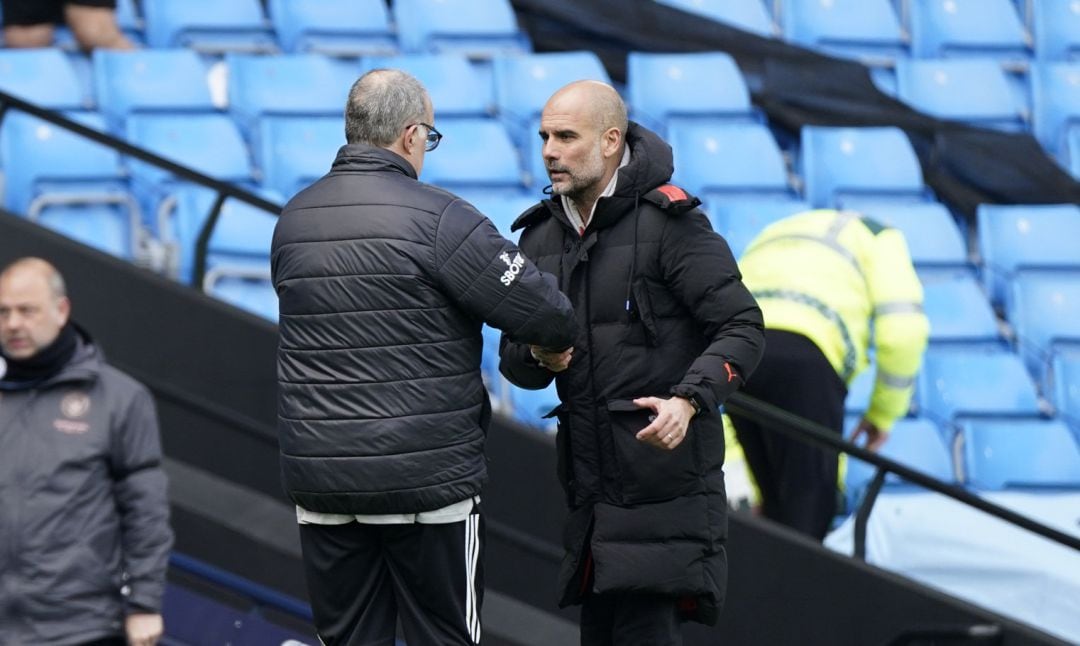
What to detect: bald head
<box><xmin>545</xmin><ymin>80</ymin><xmax>628</xmax><ymax>138</ymax></box>
<box><xmin>0</xmin><ymin>258</ymin><xmax>70</xmax><ymax>360</ymax></box>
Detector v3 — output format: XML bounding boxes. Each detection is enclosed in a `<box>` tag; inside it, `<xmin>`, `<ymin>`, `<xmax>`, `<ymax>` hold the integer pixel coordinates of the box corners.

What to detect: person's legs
<box><xmin>298</xmin><ymin>522</ymin><xmax>398</xmax><ymax>646</ymax></box>
<box><xmin>581</xmin><ymin>592</ymin><xmax>682</xmax><ymax>646</ymax></box>
<box><xmin>64</xmin><ymin>0</ymin><xmax>134</xmax><ymax>50</ymax></box>
<box><xmin>735</xmin><ymin>330</ymin><xmax>847</xmax><ymax>539</ymax></box>
<box><xmin>1</xmin><ymin>0</ymin><xmax>62</xmax><ymax>47</ymax></box>
<box><xmin>383</xmin><ymin>506</ymin><xmax>484</xmax><ymax>646</ymax></box>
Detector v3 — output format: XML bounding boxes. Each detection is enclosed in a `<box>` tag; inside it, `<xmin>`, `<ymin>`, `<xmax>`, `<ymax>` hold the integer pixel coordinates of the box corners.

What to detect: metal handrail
<box><xmin>725</xmin><ymin>392</ymin><xmax>1080</xmax><ymax>556</ymax></box>
<box><xmin>169</xmin><ymin>552</ymin><xmax>312</xmax><ymax>621</ymax></box>
<box><xmin>0</xmin><ymin>90</ymin><xmax>283</xmax><ymax>288</ymax></box>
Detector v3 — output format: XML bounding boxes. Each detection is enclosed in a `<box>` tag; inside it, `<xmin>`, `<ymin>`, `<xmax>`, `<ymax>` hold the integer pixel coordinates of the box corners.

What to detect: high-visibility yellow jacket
<box><xmin>738</xmin><ymin>209</ymin><xmax>930</xmax><ymax>431</ymax></box>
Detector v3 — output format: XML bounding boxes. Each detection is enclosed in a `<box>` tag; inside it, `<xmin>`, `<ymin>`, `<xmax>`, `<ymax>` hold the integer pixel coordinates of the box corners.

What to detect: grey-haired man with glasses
<box><xmin>271</xmin><ymin>69</ymin><xmax>576</xmax><ymax>646</ymax></box>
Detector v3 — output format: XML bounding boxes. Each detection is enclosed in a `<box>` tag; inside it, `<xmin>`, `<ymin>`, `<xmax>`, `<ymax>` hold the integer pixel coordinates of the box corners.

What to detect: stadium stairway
<box><xmin>1</xmin><ymin>209</ymin><xmax>1067</xmax><ymax>646</ymax></box>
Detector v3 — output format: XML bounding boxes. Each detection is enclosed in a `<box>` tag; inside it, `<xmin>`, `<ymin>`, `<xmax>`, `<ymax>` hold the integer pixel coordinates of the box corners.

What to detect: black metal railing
<box><xmin>725</xmin><ymin>392</ymin><xmax>1080</xmax><ymax>558</ymax></box>
<box><xmin>0</xmin><ymin>90</ymin><xmax>282</xmax><ymax>288</ymax></box>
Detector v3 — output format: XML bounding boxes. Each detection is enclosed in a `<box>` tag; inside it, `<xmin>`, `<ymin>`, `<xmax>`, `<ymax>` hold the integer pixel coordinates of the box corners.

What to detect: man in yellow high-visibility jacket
<box><xmin>728</xmin><ymin>209</ymin><xmax>930</xmax><ymax>540</ymax></box>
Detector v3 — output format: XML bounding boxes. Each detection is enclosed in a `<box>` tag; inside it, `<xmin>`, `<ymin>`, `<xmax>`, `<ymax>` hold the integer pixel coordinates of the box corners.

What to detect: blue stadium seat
<box><xmin>1030</xmin><ymin>62</ymin><xmax>1080</xmax><ymax>159</ymax></box>
<box><xmin>92</xmin><ymin>49</ymin><xmax>215</xmax><ymax>132</ymax></box>
<box><xmin>207</xmin><ymin>274</ymin><xmax>278</xmax><ymax>322</ymax></box>
<box><xmin>895</xmin><ymin>58</ymin><xmax>1026</xmax><ymax>130</ymax></box>
<box><xmin>363</xmin><ymin>54</ymin><xmax>494</xmax><ymax>118</ymax></box>
<box><xmin>467</xmin><ymin>194</ymin><xmax>537</xmax><ymax>240</ymax></box>
<box><xmin>961</xmin><ymin>418</ymin><xmax>1080</xmax><ymax>489</ymax></box>
<box><xmin>708</xmin><ymin>197</ymin><xmax>811</xmax><ymax>258</ymax></box>
<box><xmin>226</xmin><ymin>54</ymin><xmax>356</xmax><ymax>142</ymax></box>
<box><xmin>1071</xmin><ymin>127</ymin><xmax>1080</xmax><ymax>178</ymax></box>
<box><xmin>509</xmin><ymin>382</ymin><xmax>560</xmax><ymax>432</ymax></box>
<box><xmin>268</xmin><ymin>0</ymin><xmax>397</xmax><ymax>56</ymax></box>
<box><xmin>781</xmin><ymin>0</ymin><xmax>907</xmax><ymax>65</ymax></box>
<box><xmin>392</xmin><ymin>0</ymin><xmax>530</xmax><ymax>57</ymax></box>
<box><xmin>670</xmin><ymin>121</ymin><xmax>792</xmax><ymax>197</ymax></box>
<box><xmin>851</xmin><ymin>201</ymin><xmax>969</xmax><ymax>272</ymax></box>
<box><xmin>168</xmin><ymin>187</ymin><xmax>280</xmax><ymax>283</ymax></box>
<box><xmin>1032</xmin><ymin>0</ymin><xmax>1080</xmax><ymax>60</ymax></box>
<box><xmin>976</xmin><ymin>203</ymin><xmax>1080</xmax><ymax>306</ymax></box>
<box><xmin>921</xmin><ymin>274</ymin><xmax>1003</xmax><ymax>345</ymax></box>
<box><xmin>0</xmin><ymin>111</ymin><xmax>138</xmax><ymax>258</ymax></box>
<box><xmin>1008</xmin><ymin>270</ymin><xmax>1080</xmax><ymax>378</ymax></box>
<box><xmin>1051</xmin><ymin>348</ymin><xmax>1080</xmax><ymax>424</ymax></box>
<box><xmin>909</xmin><ymin>0</ymin><xmax>1030</xmax><ymax>61</ymax></box>
<box><xmin>844</xmin><ymin>363</ymin><xmax>878</xmax><ymax>415</ymax></box>
<box><xmin>655</xmin><ymin>0</ymin><xmax>777</xmax><ymax>38</ymax></box>
<box><xmin>799</xmin><ymin>126</ymin><xmax>927</xmax><ymax>207</ymax></box>
<box><xmin>142</xmin><ymin>0</ymin><xmax>276</xmax><ymax>53</ymax></box>
<box><xmin>845</xmin><ymin>417</ymin><xmax>954</xmax><ymax>511</ymax></box>
<box><xmin>480</xmin><ymin>324</ymin><xmax>503</xmax><ymax>395</ymax></box>
<box><xmin>125</xmin><ymin>114</ymin><xmax>254</xmax><ymax>235</ymax></box>
<box><xmin>257</xmin><ymin>115</ymin><xmax>341</xmax><ymax>199</ymax></box>
<box><xmin>492</xmin><ymin>51</ymin><xmax>610</xmax><ymax>148</ymax></box>
<box><xmin>626</xmin><ymin>52</ymin><xmax>756</xmax><ymax>135</ymax></box>
<box><xmin>917</xmin><ymin>349</ymin><xmax>1043</xmax><ymax>421</ymax></box>
<box><xmin>0</xmin><ymin>49</ymin><xmax>87</xmax><ymax>109</ymax></box>
<box><xmin>423</xmin><ymin>118</ymin><xmax>525</xmax><ymax>196</ymax></box>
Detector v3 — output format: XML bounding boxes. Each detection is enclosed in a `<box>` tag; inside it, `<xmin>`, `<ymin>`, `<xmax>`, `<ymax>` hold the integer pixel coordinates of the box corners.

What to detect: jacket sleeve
<box><xmin>433</xmin><ymin>198</ymin><xmax>577</xmax><ymax>351</ymax></box>
<box><xmin>864</xmin><ymin>229</ymin><xmax>929</xmax><ymax>431</ymax></box>
<box><xmin>662</xmin><ymin>210</ymin><xmax>765</xmax><ymax>414</ymax></box>
<box><xmin>110</xmin><ymin>385</ymin><xmax>174</xmax><ymax>614</ymax></box>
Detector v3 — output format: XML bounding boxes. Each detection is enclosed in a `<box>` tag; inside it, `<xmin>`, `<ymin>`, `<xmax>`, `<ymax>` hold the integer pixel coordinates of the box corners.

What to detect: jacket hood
<box><xmin>612</xmin><ymin>121</ymin><xmax>675</xmax><ymax>198</ymax></box>
<box><xmin>331</xmin><ymin>143</ymin><xmax>418</xmax><ymax>180</ymax></box>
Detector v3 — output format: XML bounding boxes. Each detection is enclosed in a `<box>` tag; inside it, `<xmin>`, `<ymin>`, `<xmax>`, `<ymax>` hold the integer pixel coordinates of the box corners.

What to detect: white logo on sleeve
<box><xmin>499</xmin><ymin>252</ymin><xmax>526</xmax><ymax>286</ymax></box>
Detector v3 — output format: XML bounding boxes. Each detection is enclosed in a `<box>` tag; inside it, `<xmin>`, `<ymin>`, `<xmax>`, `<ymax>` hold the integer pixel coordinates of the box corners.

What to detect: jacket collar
<box><xmin>0</xmin><ymin>323</ymin><xmax>102</xmax><ymax>392</ymax></box>
<box><xmin>330</xmin><ymin>143</ymin><xmax>418</xmax><ymax>180</ymax></box>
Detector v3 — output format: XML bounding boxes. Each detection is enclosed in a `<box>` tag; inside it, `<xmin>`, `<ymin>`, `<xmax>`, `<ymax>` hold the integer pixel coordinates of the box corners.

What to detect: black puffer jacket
<box><xmin>272</xmin><ymin>144</ymin><xmax>576</xmax><ymax>515</ymax></box>
<box><xmin>500</xmin><ymin>123</ymin><xmax>764</xmax><ymax>624</ymax></box>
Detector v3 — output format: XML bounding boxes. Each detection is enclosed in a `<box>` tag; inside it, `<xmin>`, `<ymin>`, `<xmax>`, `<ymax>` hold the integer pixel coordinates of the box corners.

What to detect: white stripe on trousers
<box><xmin>464</xmin><ymin>515</ymin><xmax>481</xmax><ymax>644</ymax></box>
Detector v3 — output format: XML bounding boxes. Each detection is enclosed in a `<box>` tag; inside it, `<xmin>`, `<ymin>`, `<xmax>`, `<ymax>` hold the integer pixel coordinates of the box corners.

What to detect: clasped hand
<box><xmin>529</xmin><ymin>345</ymin><xmax>573</xmax><ymax>372</ymax></box>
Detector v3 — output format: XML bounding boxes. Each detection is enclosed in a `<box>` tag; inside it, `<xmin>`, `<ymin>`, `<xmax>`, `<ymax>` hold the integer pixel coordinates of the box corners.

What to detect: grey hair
<box><xmin>344</xmin><ymin>69</ymin><xmax>430</xmax><ymax>146</ymax></box>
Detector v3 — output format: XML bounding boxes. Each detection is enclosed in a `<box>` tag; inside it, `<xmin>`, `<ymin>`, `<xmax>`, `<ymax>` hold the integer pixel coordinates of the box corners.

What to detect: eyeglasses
<box><xmin>411</xmin><ymin>122</ymin><xmax>443</xmax><ymax>152</ymax></box>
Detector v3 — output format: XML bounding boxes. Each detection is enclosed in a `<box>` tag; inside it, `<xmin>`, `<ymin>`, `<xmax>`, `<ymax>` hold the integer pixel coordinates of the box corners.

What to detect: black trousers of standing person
<box><xmin>580</xmin><ymin>591</ymin><xmax>683</xmax><ymax>646</ymax></box>
<box><xmin>729</xmin><ymin>329</ymin><xmax>848</xmax><ymax>541</ymax></box>
<box><xmin>298</xmin><ymin>506</ymin><xmax>484</xmax><ymax>646</ymax></box>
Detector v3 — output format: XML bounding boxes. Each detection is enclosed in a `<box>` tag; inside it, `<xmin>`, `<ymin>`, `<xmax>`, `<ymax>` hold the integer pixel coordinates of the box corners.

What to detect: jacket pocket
<box><xmin>606</xmin><ymin>398</ymin><xmax>700</xmax><ymax>505</ymax></box>
<box><xmin>544</xmin><ymin>404</ymin><xmax>575</xmax><ymax>505</ymax></box>
<box><xmin>623</xmin><ymin>279</ymin><xmax>659</xmax><ymax>347</ymax></box>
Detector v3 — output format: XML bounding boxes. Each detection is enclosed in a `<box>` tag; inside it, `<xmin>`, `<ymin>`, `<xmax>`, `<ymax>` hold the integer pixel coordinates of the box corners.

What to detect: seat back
<box><xmin>921</xmin><ymin>275</ymin><xmax>1002</xmax><ymax>345</ymax></box>
<box><xmin>782</xmin><ymin>0</ymin><xmax>906</xmax><ymax>63</ymax></box>
<box><xmin>895</xmin><ymin>58</ymin><xmax>1025</xmax><ymax>130</ymax></box>
<box><xmin>257</xmin><ymin>115</ymin><xmax>343</xmax><ymax>199</ymax></box>
<box><xmin>709</xmin><ymin>197</ymin><xmax>810</xmax><ymax>258</ymax></box>
<box><xmin>93</xmin><ymin>49</ymin><xmax>215</xmax><ymax>131</ymax></box>
<box><xmin>422</xmin><ymin>118</ymin><xmax>524</xmax><ymax>195</ymax></box>
<box><xmin>655</xmin><ymin>0</ymin><xmax>776</xmax><ymax>37</ymax></box>
<box><xmin>1030</xmin><ymin>62</ymin><xmax>1080</xmax><ymax>156</ymax></box>
<box><xmin>226</xmin><ymin>53</ymin><xmax>356</xmax><ymax>135</ymax></box>
<box><xmin>852</xmin><ymin>201</ymin><xmax>968</xmax><ymax>270</ymax></box>
<box><xmin>0</xmin><ymin>49</ymin><xmax>85</xmax><ymax>109</ymax></box>
<box><xmin>125</xmin><ymin>113</ymin><xmax>252</xmax><ymax>188</ymax></box>
<box><xmin>977</xmin><ymin>203</ymin><xmax>1080</xmax><ymax>306</ymax></box>
<box><xmin>800</xmin><ymin>126</ymin><xmax>926</xmax><ymax>207</ymax></box>
<box><xmin>627</xmin><ymin>52</ymin><xmax>754</xmax><ymax>134</ymax></box>
<box><xmin>268</xmin><ymin>0</ymin><xmax>396</xmax><ymax>56</ymax></box>
<box><xmin>142</xmin><ymin>0</ymin><xmax>275</xmax><ymax>52</ymax></box>
<box><xmin>1032</xmin><ymin>0</ymin><xmax>1080</xmax><ymax>60</ymax></box>
<box><xmin>917</xmin><ymin>349</ymin><xmax>1042</xmax><ymax>421</ymax></box>
<box><xmin>961</xmin><ymin>418</ymin><xmax>1080</xmax><ymax>489</ymax></box>
<box><xmin>909</xmin><ymin>0</ymin><xmax>1029</xmax><ymax>61</ymax></box>
<box><xmin>670</xmin><ymin>121</ymin><xmax>791</xmax><ymax>197</ymax></box>
<box><xmin>363</xmin><ymin>54</ymin><xmax>494</xmax><ymax>118</ymax></box>
<box><xmin>1008</xmin><ymin>270</ymin><xmax>1080</xmax><ymax>375</ymax></box>
<box><xmin>392</xmin><ymin>0</ymin><xmax>530</xmax><ymax>57</ymax></box>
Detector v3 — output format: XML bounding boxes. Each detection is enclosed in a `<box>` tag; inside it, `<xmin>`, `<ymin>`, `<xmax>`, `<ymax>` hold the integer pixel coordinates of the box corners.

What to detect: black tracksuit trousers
<box><xmin>298</xmin><ymin>507</ymin><xmax>484</xmax><ymax>646</ymax></box>
<box><xmin>729</xmin><ymin>329</ymin><xmax>848</xmax><ymax>541</ymax></box>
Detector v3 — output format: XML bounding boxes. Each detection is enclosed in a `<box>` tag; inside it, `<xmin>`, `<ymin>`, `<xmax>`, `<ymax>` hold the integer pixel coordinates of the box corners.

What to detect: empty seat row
<box><xmin>108</xmin><ymin>0</ymin><xmax>529</xmax><ymax>57</ymax></box>
<box><xmin>661</xmin><ymin>0</ymin><xmax>1080</xmax><ymax>64</ymax></box>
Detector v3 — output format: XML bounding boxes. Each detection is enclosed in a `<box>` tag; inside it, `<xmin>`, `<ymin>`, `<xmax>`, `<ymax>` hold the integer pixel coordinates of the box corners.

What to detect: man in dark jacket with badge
<box><xmin>271</xmin><ymin>69</ymin><xmax>576</xmax><ymax>646</ymax></box>
<box><xmin>0</xmin><ymin>257</ymin><xmax>172</xmax><ymax>646</ymax></box>
<box><xmin>500</xmin><ymin>81</ymin><xmax>765</xmax><ymax>645</ymax></box>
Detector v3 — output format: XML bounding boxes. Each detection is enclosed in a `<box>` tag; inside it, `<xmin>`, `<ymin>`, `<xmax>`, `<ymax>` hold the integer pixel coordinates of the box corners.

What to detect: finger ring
<box><xmin>666</xmin><ymin>433</ymin><xmax>674</xmax><ymax>441</ymax></box>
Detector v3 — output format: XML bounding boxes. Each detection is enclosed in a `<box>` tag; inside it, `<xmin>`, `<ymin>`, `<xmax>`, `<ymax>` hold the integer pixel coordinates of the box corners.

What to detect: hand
<box><xmin>850</xmin><ymin>418</ymin><xmax>888</xmax><ymax>452</ymax></box>
<box><xmin>125</xmin><ymin>613</ymin><xmax>163</xmax><ymax>646</ymax></box>
<box><xmin>632</xmin><ymin>396</ymin><xmax>695</xmax><ymax>450</ymax></box>
<box><xmin>530</xmin><ymin>345</ymin><xmax>573</xmax><ymax>372</ymax></box>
